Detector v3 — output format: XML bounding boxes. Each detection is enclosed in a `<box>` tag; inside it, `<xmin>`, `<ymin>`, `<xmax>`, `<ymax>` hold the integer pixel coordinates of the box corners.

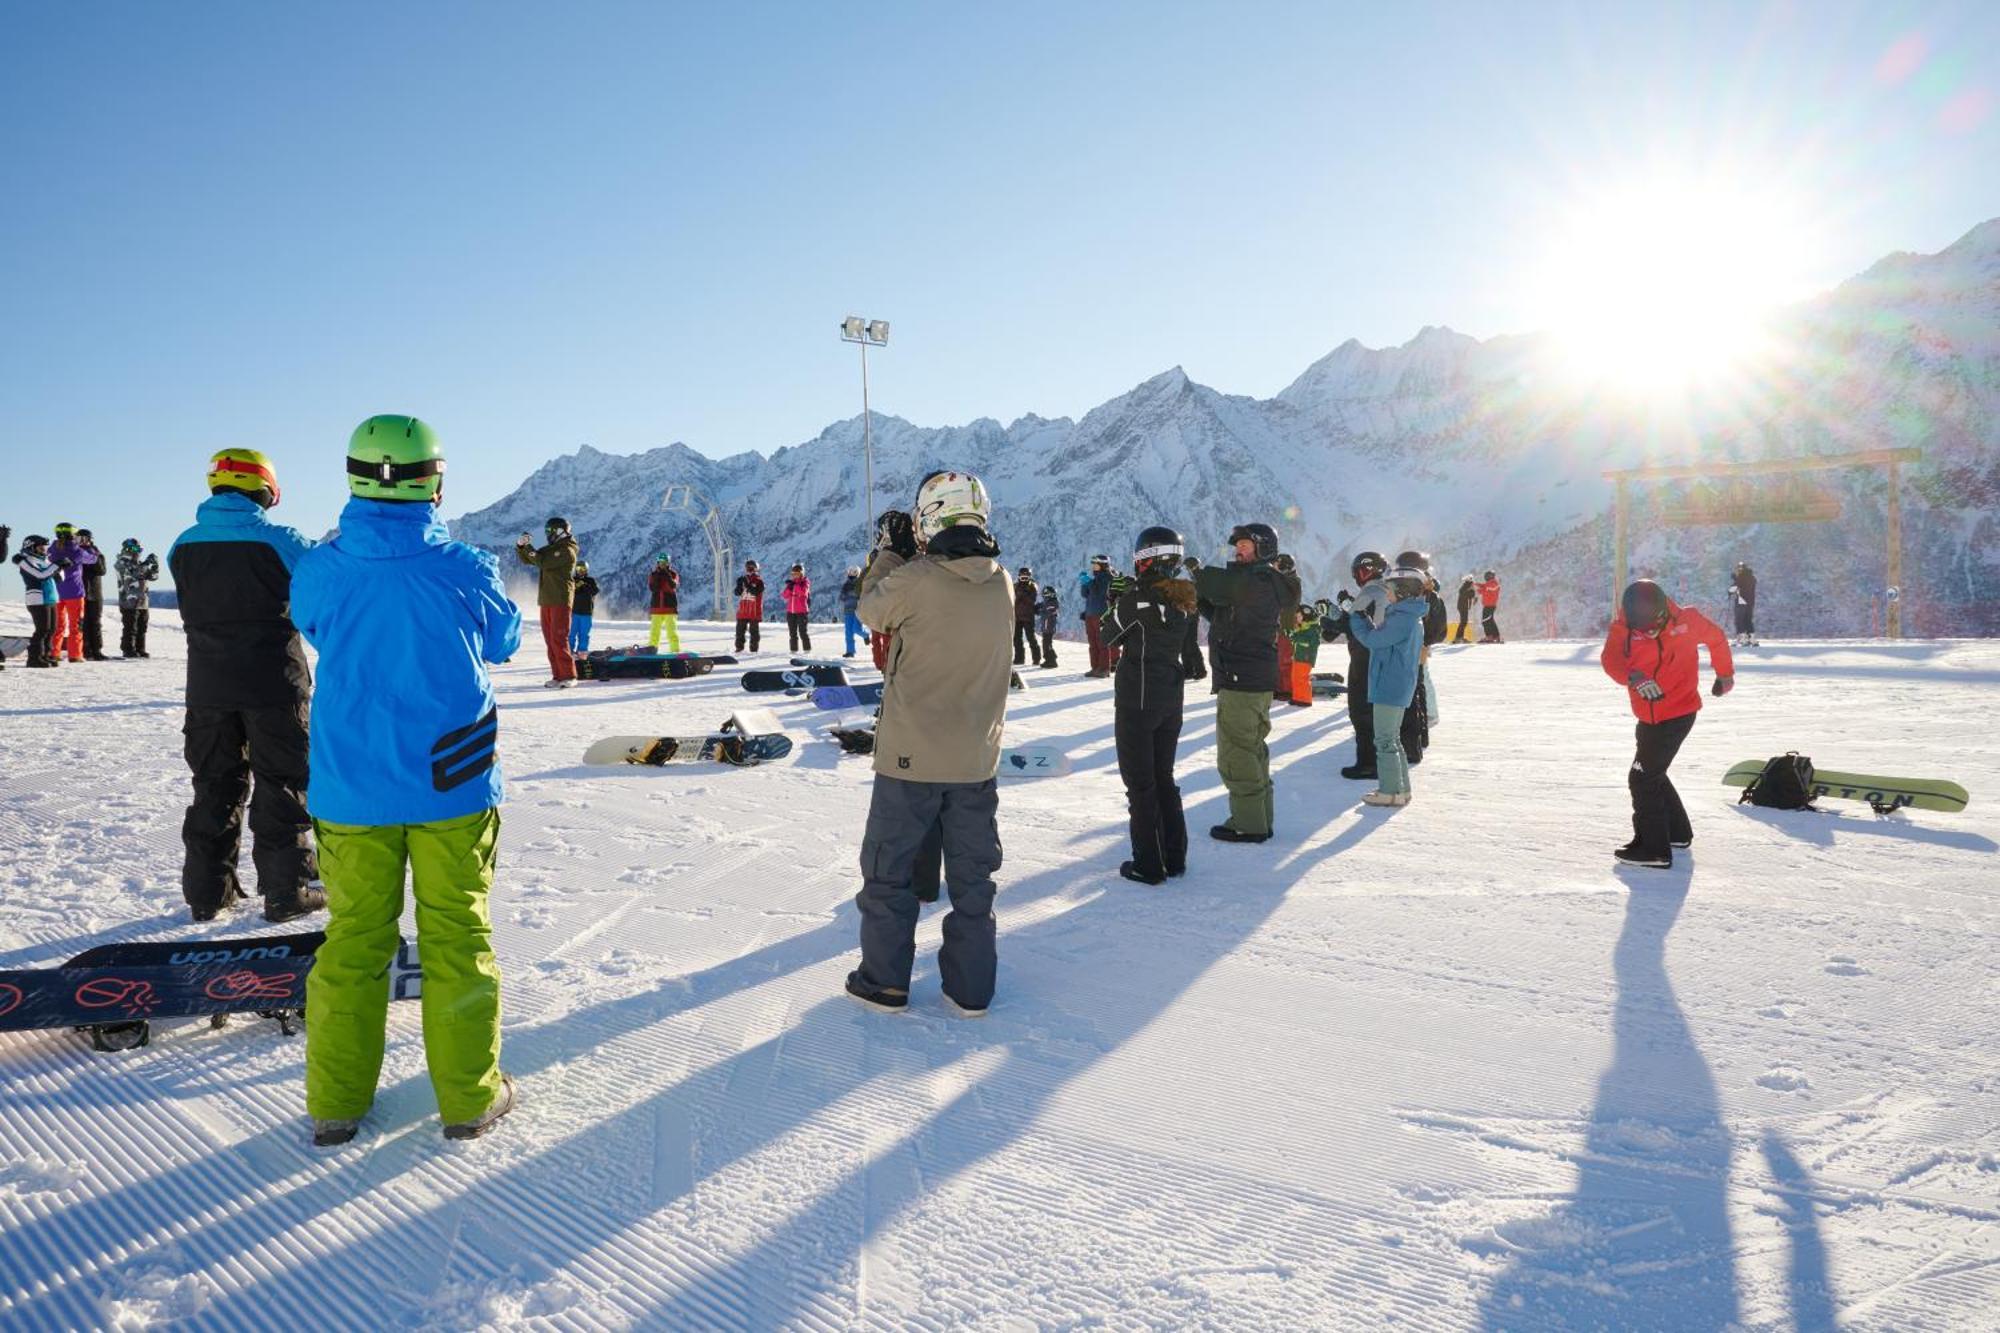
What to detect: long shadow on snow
<box><xmin>1761</xmin><ymin>1129</ymin><xmax>1839</xmax><ymax>1331</ymax></box>
<box><xmin>1479</xmin><ymin>882</ymin><xmax>1741</xmax><ymax>1331</ymax></box>
<box><xmin>1727</xmin><ymin>804</ymin><xmax>1996</xmax><ymax>855</ymax></box>
<box><xmin>0</xmin><ymin>700</ymin><xmax>180</xmax><ymax>719</ymax></box>
<box><xmin>29</xmin><ymin>850</ymin><xmax>1318</xmax><ymax>1326</ymax></box>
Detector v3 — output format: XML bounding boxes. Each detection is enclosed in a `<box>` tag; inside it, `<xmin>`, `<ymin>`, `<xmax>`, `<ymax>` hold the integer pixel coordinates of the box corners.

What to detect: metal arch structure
<box><xmin>661</xmin><ymin>484</ymin><xmax>733</xmax><ymax>621</ymax></box>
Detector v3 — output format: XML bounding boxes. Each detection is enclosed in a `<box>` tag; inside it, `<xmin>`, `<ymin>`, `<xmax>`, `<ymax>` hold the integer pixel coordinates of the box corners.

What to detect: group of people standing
<box><xmin>6</xmin><ymin>524</ymin><xmax>161</xmax><ymax>667</ymax></box>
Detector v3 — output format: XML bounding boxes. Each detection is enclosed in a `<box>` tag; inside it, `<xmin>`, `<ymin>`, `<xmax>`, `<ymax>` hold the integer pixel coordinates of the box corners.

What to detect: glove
<box><xmin>1183</xmin><ymin>555</ymin><xmax>1201</xmax><ymax>572</ymax></box>
<box><xmin>874</xmin><ymin>510</ymin><xmax>917</xmax><ymax>560</ymax></box>
<box><xmin>1711</xmin><ymin>675</ymin><xmax>1734</xmax><ymax>697</ymax></box>
<box><xmin>516</xmin><ymin>532</ymin><xmax>533</xmax><ymax>546</ymax></box>
<box><xmin>1626</xmin><ymin>670</ymin><xmax>1664</xmax><ymax>701</ymax></box>
<box><xmin>1274</xmin><ymin>553</ymin><xmax>1296</xmax><ymax>574</ymax></box>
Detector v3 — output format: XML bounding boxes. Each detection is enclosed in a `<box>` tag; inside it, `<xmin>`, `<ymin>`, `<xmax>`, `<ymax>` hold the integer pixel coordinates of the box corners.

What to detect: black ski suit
<box><xmin>1732</xmin><ymin>568</ymin><xmax>1757</xmax><ymax>637</ymax></box>
<box><xmin>1104</xmin><ymin>573</ymin><xmax>1204</xmax><ymax>879</ymax></box>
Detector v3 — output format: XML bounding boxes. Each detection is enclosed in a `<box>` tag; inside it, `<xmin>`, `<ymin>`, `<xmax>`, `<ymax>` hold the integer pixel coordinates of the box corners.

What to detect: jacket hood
<box><xmin>1385</xmin><ymin>596</ymin><xmax>1428</xmax><ymax>621</ymax></box>
<box><xmin>332</xmin><ymin>496</ymin><xmax>450</xmax><ymax>559</ymax></box>
<box><xmin>195</xmin><ymin>491</ymin><xmax>270</xmax><ymax>527</ymax></box>
<box><xmin>935</xmin><ymin>555</ymin><xmax>1006</xmax><ymax>585</ymax></box>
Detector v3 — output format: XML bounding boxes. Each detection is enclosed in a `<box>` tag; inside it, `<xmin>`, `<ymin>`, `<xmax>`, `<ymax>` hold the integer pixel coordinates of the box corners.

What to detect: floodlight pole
<box><xmin>840</xmin><ymin>317</ymin><xmax>890</xmax><ymax>548</ymax></box>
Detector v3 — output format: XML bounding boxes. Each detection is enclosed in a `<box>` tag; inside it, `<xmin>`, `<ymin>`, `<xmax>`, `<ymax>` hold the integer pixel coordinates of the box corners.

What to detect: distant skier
<box><xmin>1730</xmin><ymin>562</ymin><xmax>1758</xmax><ymax>646</ymax></box>
<box><xmin>114</xmin><ymin>537</ymin><xmax>160</xmax><ymax>657</ymax></box>
<box><xmin>647</xmin><ymin>554</ymin><xmax>681</xmax><ymax>651</ymax></box>
<box><xmin>12</xmin><ymin>533</ymin><xmax>66</xmax><ymax>668</ymax></box>
<box><xmin>1082</xmin><ymin>554</ymin><xmax>1114</xmax><ymax>677</ymax></box>
<box><xmin>294</xmin><ymin>415</ymin><xmax>522</xmax><ymax>1146</ymax></box>
<box><xmin>1478</xmin><ymin>569</ymin><xmax>1503</xmax><ymax>643</ymax></box>
<box><xmin>1272</xmin><ymin>553</ymin><xmax>1298</xmax><ymax>702</ymax></box>
<box><xmin>76</xmin><ymin>528</ymin><xmax>109</xmax><ymax>660</ymax></box>
<box><xmin>1454</xmin><ymin>574</ymin><xmax>1477</xmax><ymax>644</ymax></box>
<box><xmin>1194</xmin><ymin>522</ymin><xmax>1300</xmax><ymax>843</ymax></box>
<box><xmin>1344</xmin><ymin>563</ymin><xmax>1429</xmax><ymax>807</ymax></box>
<box><xmin>734</xmin><ymin>558</ymin><xmax>765</xmax><ymax>652</ymax></box>
<box><xmin>1013</xmin><ymin>565</ymin><xmax>1041</xmax><ymax>667</ymax></box>
<box><xmin>847</xmin><ymin>471</ymin><xmax>1012</xmax><ymax>1016</ymax></box>
<box><xmin>1104</xmin><ymin>526</ymin><xmax>1204</xmax><ymax>883</ymax></box>
<box><xmin>567</xmin><ymin>560</ymin><xmax>598</xmax><ymax>656</ymax></box>
<box><xmin>167</xmin><ymin>449</ymin><xmax>320</xmax><ymax>922</ymax></box>
<box><xmin>1600</xmin><ymin>579</ymin><xmax>1735</xmax><ymax>869</ymax></box>
<box><xmin>514</xmin><ymin>517</ymin><xmax>579</xmax><ymax>687</ymax></box>
<box><xmin>782</xmin><ymin>562</ymin><xmax>812</xmax><ymax>652</ymax></box>
<box><xmin>47</xmin><ymin>522</ymin><xmax>94</xmax><ymax>663</ymax></box>
<box><xmin>839</xmin><ymin>564</ymin><xmax>867</xmax><ymax>657</ymax></box>
<box><xmin>1036</xmin><ymin>582</ymin><xmax>1061</xmax><ymax>668</ymax></box>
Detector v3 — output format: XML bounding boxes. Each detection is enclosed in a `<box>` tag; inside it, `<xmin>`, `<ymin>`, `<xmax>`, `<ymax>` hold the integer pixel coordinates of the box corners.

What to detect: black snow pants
<box><xmin>120</xmin><ymin>606</ymin><xmax>150</xmax><ymax>656</ymax></box>
<box><xmin>181</xmin><ymin>701</ymin><xmax>317</xmax><ymax>916</ymax></box>
<box><xmin>1629</xmin><ymin>713</ymin><xmax>1697</xmax><ymax>857</ymax></box>
<box><xmin>787</xmin><ymin>612</ymin><xmax>810</xmax><ymax>653</ymax></box>
<box><xmin>1013</xmin><ymin>621</ymin><xmax>1041</xmax><ymax>666</ymax></box>
<box><xmin>82</xmin><ymin>597</ymin><xmax>105</xmax><ymax>658</ymax></box>
<box><xmin>735</xmin><ymin>616</ymin><xmax>760</xmax><ymax>652</ymax></box>
<box><xmin>27</xmin><ymin>604</ymin><xmax>55</xmax><ymax>665</ymax></box>
<box><xmin>1039</xmin><ymin>624</ymin><xmax>1058</xmax><ymax>667</ymax></box>
<box><xmin>1115</xmin><ymin>705</ymin><xmax>1187</xmax><ymax>878</ymax></box>
<box><xmin>1482</xmin><ymin>606</ymin><xmax>1502</xmax><ymax>642</ymax></box>
<box><xmin>854</xmin><ymin>774</ymin><xmax>1001</xmax><ymax>1010</ymax></box>
<box><xmin>1734</xmin><ymin>602</ymin><xmax>1755</xmax><ymax>637</ymax></box>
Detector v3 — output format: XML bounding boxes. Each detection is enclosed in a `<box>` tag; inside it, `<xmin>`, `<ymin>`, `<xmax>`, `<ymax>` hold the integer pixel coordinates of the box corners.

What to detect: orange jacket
<box><xmin>1601</xmin><ymin>601</ymin><xmax>1733</xmax><ymax>723</ymax></box>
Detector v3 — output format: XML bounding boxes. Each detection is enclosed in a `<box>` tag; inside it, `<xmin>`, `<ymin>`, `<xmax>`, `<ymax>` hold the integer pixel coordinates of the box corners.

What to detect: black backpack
<box><xmin>1741</xmin><ymin>753</ymin><xmax>1818</xmax><ymax>810</ymax></box>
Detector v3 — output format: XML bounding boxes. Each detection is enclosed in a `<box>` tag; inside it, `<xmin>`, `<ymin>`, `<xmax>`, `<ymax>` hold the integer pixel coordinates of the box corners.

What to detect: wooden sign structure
<box><xmin>1604</xmin><ymin>448</ymin><xmax>1921</xmax><ymax>637</ymax></box>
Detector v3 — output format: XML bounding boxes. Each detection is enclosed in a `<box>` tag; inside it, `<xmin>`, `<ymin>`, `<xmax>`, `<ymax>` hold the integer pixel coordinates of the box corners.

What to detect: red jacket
<box><xmin>1478</xmin><ymin>578</ymin><xmax>1500</xmax><ymax>608</ymax></box>
<box><xmin>648</xmin><ymin>567</ymin><xmax>678</xmax><ymax>614</ymax></box>
<box><xmin>734</xmin><ymin>573</ymin><xmax>765</xmax><ymax>619</ymax></box>
<box><xmin>1601</xmin><ymin>601</ymin><xmax>1733</xmax><ymax>723</ymax></box>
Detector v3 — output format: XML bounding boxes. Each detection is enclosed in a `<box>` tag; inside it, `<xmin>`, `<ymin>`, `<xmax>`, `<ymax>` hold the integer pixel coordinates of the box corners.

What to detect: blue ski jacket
<box><xmin>291</xmin><ymin>497</ymin><xmax>522</xmax><ymax>826</ymax></box>
<box><xmin>1346</xmin><ymin>595</ymin><xmax>1427</xmax><ymax>709</ymax></box>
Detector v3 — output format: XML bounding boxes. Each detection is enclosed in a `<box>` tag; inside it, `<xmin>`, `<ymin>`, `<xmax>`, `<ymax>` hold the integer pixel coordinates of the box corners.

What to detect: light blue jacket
<box><xmin>1347</xmin><ymin>595</ymin><xmax>1427</xmax><ymax>709</ymax></box>
<box><xmin>291</xmin><ymin>497</ymin><xmax>522</xmax><ymax>826</ymax></box>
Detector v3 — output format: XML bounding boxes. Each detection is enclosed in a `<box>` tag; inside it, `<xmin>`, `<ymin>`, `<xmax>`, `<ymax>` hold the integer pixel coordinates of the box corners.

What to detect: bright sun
<box><xmin>1536</xmin><ymin>173</ymin><xmax>1820</xmax><ymax>394</ymax></box>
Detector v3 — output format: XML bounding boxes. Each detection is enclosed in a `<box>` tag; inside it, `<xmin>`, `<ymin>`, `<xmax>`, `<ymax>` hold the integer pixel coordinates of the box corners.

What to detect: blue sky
<box><xmin>3</xmin><ymin>1</ymin><xmax>1995</xmax><ymax>563</ymax></box>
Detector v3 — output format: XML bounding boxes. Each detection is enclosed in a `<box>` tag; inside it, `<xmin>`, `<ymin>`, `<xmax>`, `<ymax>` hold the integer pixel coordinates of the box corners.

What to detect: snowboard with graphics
<box><xmin>0</xmin><ymin>931</ymin><xmax>422</xmax><ymax>1051</ymax></box>
<box><xmin>583</xmin><ymin>708</ymin><xmax>792</xmax><ymax>767</ymax></box>
<box><xmin>798</xmin><ymin>682</ymin><xmax>885</xmax><ymax>710</ymax></box>
<box><xmin>576</xmin><ymin>654</ymin><xmax>723</xmax><ymax>681</ymax></box>
<box><xmin>1720</xmin><ymin>761</ymin><xmax>1968</xmax><ymax>813</ymax></box>
<box><xmin>742</xmin><ymin>665</ymin><xmax>846</xmax><ymax>692</ymax></box>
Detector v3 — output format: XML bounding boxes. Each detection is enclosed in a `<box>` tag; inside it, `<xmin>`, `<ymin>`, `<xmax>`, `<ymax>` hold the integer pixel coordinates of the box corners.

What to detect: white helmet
<box><xmin>847</xmin><ymin>564</ymin><xmax>861</xmax><ymax>576</ymax></box>
<box><xmin>914</xmin><ymin>470</ymin><xmax>991</xmax><ymax>541</ymax></box>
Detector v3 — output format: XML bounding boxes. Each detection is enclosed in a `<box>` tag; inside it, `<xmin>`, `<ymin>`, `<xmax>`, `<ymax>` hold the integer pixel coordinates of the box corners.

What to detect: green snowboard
<box><xmin>1722</xmin><ymin>761</ymin><xmax>1969</xmax><ymax>813</ymax></box>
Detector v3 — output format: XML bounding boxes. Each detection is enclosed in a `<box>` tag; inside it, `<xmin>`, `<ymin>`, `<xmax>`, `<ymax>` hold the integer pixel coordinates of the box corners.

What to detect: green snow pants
<box><xmin>1215</xmin><ymin>689</ymin><xmax>1274</xmax><ymax>837</ymax></box>
<box><xmin>305</xmin><ymin>809</ymin><xmax>503</xmax><ymax>1125</ymax></box>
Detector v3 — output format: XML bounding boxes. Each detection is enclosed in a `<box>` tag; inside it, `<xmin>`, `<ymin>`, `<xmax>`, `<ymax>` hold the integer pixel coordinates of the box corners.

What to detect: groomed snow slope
<box><xmin>1</xmin><ymin>609</ymin><xmax>1995</xmax><ymax>1332</ymax></box>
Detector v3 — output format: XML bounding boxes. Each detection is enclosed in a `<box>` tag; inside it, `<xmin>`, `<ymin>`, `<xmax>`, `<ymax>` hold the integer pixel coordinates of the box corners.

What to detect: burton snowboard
<box><xmin>742</xmin><ymin>665</ymin><xmax>846</xmax><ymax>692</ymax></box>
<box><xmin>1721</xmin><ymin>761</ymin><xmax>1968</xmax><ymax>813</ymax></box>
<box><xmin>577</xmin><ymin>654</ymin><xmax>721</xmax><ymax>681</ymax></box>
<box><xmin>583</xmin><ymin>708</ymin><xmax>792</xmax><ymax>767</ymax></box>
<box><xmin>590</xmin><ymin>647</ymin><xmax>736</xmax><ymax>665</ymax></box>
<box><xmin>0</xmin><ymin>931</ymin><xmax>422</xmax><ymax>1051</ymax></box>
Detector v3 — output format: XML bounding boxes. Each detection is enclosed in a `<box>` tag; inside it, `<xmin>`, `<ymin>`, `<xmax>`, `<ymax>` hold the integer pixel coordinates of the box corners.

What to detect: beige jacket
<box><xmin>858</xmin><ymin>547</ymin><xmax>1013</xmax><ymax>783</ymax></box>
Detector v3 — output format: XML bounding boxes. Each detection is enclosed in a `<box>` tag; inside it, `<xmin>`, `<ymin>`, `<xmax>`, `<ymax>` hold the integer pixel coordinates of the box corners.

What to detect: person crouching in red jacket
<box><xmin>1599</xmin><ymin>579</ymin><xmax>1735</xmax><ymax>869</ymax></box>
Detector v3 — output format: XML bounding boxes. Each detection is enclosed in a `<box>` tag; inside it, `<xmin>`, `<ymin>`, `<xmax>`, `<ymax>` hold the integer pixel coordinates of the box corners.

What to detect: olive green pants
<box><xmin>305</xmin><ymin>809</ymin><xmax>503</xmax><ymax>1124</ymax></box>
<box><xmin>1215</xmin><ymin>689</ymin><xmax>1275</xmax><ymax>836</ymax></box>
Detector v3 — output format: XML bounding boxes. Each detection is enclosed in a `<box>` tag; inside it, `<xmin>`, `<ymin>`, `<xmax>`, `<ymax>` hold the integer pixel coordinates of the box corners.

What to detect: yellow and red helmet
<box><xmin>207</xmin><ymin>448</ymin><xmax>281</xmax><ymax>507</ymax></box>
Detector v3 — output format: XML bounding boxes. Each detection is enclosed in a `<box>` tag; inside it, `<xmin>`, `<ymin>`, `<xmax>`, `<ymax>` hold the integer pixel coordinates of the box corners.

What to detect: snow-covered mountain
<box><xmin>455</xmin><ymin>220</ymin><xmax>2000</xmax><ymax>637</ymax></box>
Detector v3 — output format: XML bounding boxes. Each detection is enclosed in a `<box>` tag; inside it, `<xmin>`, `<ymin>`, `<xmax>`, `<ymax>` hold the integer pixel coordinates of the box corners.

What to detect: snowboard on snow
<box><xmin>582</xmin><ymin>708</ymin><xmax>792</xmax><ymax>767</ymax></box>
<box><xmin>1720</xmin><ymin>761</ymin><xmax>1969</xmax><ymax>814</ymax></box>
<box><xmin>0</xmin><ymin>634</ymin><xmax>31</xmax><ymax>660</ymax></box>
<box><xmin>0</xmin><ymin>930</ymin><xmax>422</xmax><ymax>1051</ymax></box>
<box><xmin>1310</xmin><ymin>672</ymin><xmax>1347</xmax><ymax>698</ymax></box>
<box><xmin>577</xmin><ymin>653</ymin><xmax>729</xmax><ymax>681</ymax></box>
<box><xmin>742</xmin><ymin>665</ymin><xmax>846</xmax><ymax>692</ymax></box>
<box><xmin>798</xmin><ymin>682</ymin><xmax>885</xmax><ymax>710</ymax></box>
<box><xmin>1000</xmin><ymin>744</ymin><xmax>1071</xmax><ymax>778</ymax></box>
<box><xmin>790</xmin><ymin>657</ymin><xmax>850</xmax><ymax>669</ymax></box>
<box><xmin>590</xmin><ymin>646</ymin><xmax>736</xmax><ymax>665</ymax></box>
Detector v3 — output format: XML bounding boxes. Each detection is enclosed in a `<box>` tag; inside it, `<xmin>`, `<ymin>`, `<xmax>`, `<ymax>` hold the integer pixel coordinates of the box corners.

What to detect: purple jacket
<box><xmin>49</xmin><ymin>539</ymin><xmax>96</xmax><ymax>601</ymax></box>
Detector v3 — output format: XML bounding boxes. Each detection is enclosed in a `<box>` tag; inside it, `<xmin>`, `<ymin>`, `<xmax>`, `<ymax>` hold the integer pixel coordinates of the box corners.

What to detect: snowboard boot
<box><xmin>190</xmin><ymin>887</ymin><xmax>244</xmax><ymax>923</ymax></box>
<box><xmin>1208</xmin><ymin>824</ymin><xmax>1270</xmax><ymax>844</ymax></box>
<box><xmin>1339</xmin><ymin>764</ymin><xmax>1377</xmax><ymax>781</ymax></box>
<box><xmin>844</xmin><ymin>972</ymin><xmax>908</xmax><ymax>1013</ymax></box>
<box><xmin>941</xmin><ymin>992</ymin><xmax>988</xmax><ymax>1019</ymax></box>
<box><xmin>1361</xmin><ymin>791</ymin><xmax>1411</xmax><ymax>807</ymax></box>
<box><xmin>312</xmin><ymin>1118</ymin><xmax>361</xmax><ymax>1148</ymax></box>
<box><xmin>263</xmin><ymin>883</ymin><xmax>327</xmax><ymax>924</ymax></box>
<box><xmin>1119</xmin><ymin>860</ymin><xmax>1166</xmax><ymax>886</ymax></box>
<box><xmin>443</xmin><ymin>1074</ymin><xmax>517</xmax><ymax>1141</ymax></box>
<box><xmin>1613</xmin><ymin>845</ymin><xmax>1672</xmax><ymax>869</ymax></box>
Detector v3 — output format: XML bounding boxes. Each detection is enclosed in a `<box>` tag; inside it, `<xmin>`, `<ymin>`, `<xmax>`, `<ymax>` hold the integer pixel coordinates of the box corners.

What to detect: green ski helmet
<box><xmin>346</xmin><ymin>415</ymin><xmax>444</xmax><ymax>502</ymax></box>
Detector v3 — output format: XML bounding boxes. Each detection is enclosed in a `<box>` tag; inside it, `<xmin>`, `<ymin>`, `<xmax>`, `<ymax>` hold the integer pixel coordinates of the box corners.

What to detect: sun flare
<box><xmin>1536</xmin><ymin>173</ymin><xmax>1821</xmax><ymax>394</ymax></box>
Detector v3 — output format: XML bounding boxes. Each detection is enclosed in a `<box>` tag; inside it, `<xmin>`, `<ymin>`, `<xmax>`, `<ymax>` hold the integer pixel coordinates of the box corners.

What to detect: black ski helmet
<box><xmin>1228</xmin><ymin>522</ymin><xmax>1279</xmax><ymax>562</ymax></box>
<box><xmin>1351</xmin><ymin>551</ymin><xmax>1388</xmax><ymax>584</ymax></box>
<box><xmin>1622</xmin><ymin>578</ymin><xmax>1670</xmax><ymax>628</ymax></box>
<box><xmin>1134</xmin><ymin>525</ymin><xmax>1186</xmax><ymax>573</ymax></box>
<box><xmin>1394</xmin><ymin>549</ymin><xmax>1433</xmax><ymax>574</ymax></box>
<box><xmin>1483</xmin><ymin>569</ymin><xmax>1496</xmax><ymax>580</ymax></box>
<box><xmin>546</xmin><ymin>516</ymin><xmax>569</xmax><ymax>536</ymax></box>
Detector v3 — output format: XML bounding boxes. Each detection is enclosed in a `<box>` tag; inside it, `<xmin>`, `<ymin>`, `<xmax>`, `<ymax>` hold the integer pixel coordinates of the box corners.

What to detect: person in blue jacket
<box><xmin>1345</xmin><ymin>562</ymin><xmax>1430</xmax><ymax>808</ymax></box>
<box><xmin>291</xmin><ymin>415</ymin><xmax>523</xmax><ymax>1148</ymax></box>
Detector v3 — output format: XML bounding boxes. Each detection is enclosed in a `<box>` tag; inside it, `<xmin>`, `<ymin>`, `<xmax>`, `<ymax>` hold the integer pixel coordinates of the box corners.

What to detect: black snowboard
<box><xmin>0</xmin><ymin>930</ymin><xmax>420</xmax><ymax>1051</ymax></box>
<box><xmin>577</xmin><ymin>654</ymin><xmax>715</xmax><ymax>681</ymax></box>
<box><xmin>741</xmin><ymin>665</ymin><xmax>846</xmax><ymax>692</ymax></box>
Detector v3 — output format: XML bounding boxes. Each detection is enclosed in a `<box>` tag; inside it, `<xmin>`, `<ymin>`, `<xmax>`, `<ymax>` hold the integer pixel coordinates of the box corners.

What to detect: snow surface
<box><xmin>2</xmin><ymin>607</ymin><xmax>1997</xmax><ymax>1331</ymax></box>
